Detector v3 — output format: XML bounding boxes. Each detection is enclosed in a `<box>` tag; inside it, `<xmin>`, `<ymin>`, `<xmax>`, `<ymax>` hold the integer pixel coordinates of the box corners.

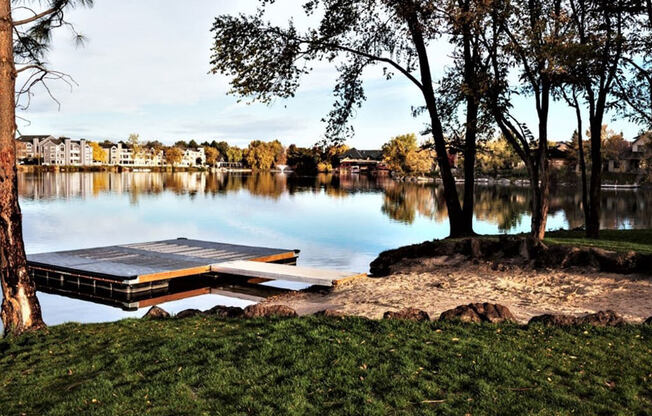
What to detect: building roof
<box><xmin>548</xmin><ymin>143</ymin><xmax>571</xmax><ymax>160</ymax></box>
<box><xmin>40</xmin><ymin>138</ymin><xmax>64</xmax><ymax>145</ymax></box>
<box><xmin>339</xmin><ymin>148</ymin><xmax>383</xmax><ymax>161</ymax></box>
<box><xmin>632</xmin><ymin>134</ymin><xmax>650</xmax><ymax>148</ymax></box>
<box><xmin>17</xmin><ymin>135</ymin><xmax>52</xmax><ymax>142</ymax></box>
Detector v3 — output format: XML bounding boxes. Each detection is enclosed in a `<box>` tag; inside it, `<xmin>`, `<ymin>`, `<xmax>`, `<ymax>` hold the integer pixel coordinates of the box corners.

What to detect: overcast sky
<box><xmin>16</xmin><ymin>0</ymin><xmax>642</xmax><ymax>148</ymax></box>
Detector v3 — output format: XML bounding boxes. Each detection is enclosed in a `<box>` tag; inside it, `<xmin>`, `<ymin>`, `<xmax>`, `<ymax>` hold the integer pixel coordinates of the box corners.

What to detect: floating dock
<box><xmin>34</xmin><ymin>274</ymin><xmax>290</xmax><ymax>311</ymax></box>
<box><xmin>27</xmin><ymin>238</ymin><xmax>365</xmax><ymax>292</ymax></box>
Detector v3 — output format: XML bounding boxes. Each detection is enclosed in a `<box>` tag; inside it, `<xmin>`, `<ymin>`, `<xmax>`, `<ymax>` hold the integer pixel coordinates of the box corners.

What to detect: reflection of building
<box><xmin>338</xmin><ymin>149</ymin><xmax>384</xmax><ymax>173</ymax></box>
<box><xmin>16</xmin><ymin>135</ymin><xmax>92</xmax><ymax>166</ymax></box>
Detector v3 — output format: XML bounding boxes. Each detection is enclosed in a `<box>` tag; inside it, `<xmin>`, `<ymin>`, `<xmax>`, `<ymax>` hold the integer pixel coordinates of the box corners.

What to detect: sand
<box><xmin>260</xmin><ymin>259</ymin><xmax>652</xmax><ymax>323</ymax></box>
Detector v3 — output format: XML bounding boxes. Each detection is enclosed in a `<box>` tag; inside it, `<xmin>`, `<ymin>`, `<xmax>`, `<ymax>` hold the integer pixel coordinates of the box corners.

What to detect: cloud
<box><xmin>15</xmin><ymin>0</ymin><xmax>641</xmax><ymax>148</ymax></box>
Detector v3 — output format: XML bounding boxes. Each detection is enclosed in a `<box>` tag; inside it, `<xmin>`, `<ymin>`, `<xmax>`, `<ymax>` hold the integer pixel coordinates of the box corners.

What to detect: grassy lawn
<box><xmin>544</xmin><ymin>229</ymin><xmax>652</xmax><ymax>254</ymax></box>
<box><xmin>0</xmin><ymin>316</ymin><xmax>650</xmax><ymax>415</ymax></box>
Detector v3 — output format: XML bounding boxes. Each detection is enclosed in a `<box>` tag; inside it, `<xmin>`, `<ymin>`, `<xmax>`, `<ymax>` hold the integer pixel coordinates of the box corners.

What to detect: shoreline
<box><xmin>260</xmin><ymin>261</ymin><xmax>652</xmax><ymax>323</ymax></box>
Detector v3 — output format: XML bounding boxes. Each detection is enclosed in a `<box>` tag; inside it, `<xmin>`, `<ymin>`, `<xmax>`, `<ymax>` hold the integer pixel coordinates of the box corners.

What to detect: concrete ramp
<box><xmin>211</xmin><ymin>260</ymin><xmax>366</xmax><ymax>287</ymax></box>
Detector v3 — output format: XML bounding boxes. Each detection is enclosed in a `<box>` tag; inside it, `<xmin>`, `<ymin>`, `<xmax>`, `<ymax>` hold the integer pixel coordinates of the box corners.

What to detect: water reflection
<box><xmin>35</xmin><ymin>273</ymin><xmax>289</xmax><ymax>311</ymax></box>
<box><xmin>18</xmin><ymin>171</ymin><xmax>651</xmax><ymax>230</ymax></box>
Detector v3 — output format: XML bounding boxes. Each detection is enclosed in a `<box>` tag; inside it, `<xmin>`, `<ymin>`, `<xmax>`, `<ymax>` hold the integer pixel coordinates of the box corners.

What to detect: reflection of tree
<box><xmin>380</xmin><ymin>182</ymin><xmax>446</xmax><ymax>224</ymax></box>
<box><xmin>473</xmin><ymin>186</ymin><xmax>530</xmax><ymax>231</ymax></box>
<box><xmin>555</xmin><ymin>187</ymin><xmax>652</xmax><ymax>230</ymax></box>
<box><xmin>245</xmin><ymin>173</ymin><xmax>285</xmax><ymax>199</ymax></box>
<box><xmin>16</xmin><ymin>172</ymin><xmax>652</xmax><ymax>232</ymax></box>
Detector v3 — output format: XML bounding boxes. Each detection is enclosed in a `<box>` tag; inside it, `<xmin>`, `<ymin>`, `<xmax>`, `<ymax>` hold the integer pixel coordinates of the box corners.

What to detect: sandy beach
<box><xmin>261</xmin><ymin>260</ymin><xmax>652</xmax><ymax>323</ymax></box>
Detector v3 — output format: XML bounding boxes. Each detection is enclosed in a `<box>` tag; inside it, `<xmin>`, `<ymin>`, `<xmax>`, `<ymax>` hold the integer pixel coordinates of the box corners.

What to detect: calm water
<box><xmin>8</xmin><ymin>171</ymin><xmax>651</xmax><ymax>327</ymax></box>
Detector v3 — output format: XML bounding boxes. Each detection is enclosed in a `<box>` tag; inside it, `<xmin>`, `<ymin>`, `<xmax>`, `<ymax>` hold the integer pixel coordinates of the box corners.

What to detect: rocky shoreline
<box><xmin>146</xmin><ymin>303</ymin><xmax>652</xmax><ymax>328</ymax></box>
<box><xmin>370</xmin><ymin>236</ymin><xmax>652</xmax><ymax>276</ymax></box>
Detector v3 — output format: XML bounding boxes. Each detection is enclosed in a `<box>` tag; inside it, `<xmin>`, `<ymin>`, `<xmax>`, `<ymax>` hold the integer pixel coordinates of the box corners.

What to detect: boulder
<box><xmin>143</xmin><ymin>306</ymin><xmax>170</xmax><ymax>319</ymax></box>
<box><xmin>575</xmin><ymin>310</ymin><xmax>625</xmax><ymax>327</ymax></box>
<box><xmin>383</xmin><ymin>308</ymin><xmax>430</xmax><ymax>322</ymax></box>
<box><xmin>439</xmin><ymin>303</ymin><xmax>515</xmax><ymax>323</ymax></box>
<box><xmin>528</xmin><ymin>314</ymin><xmax>577</xmax><ymax>326</ymax></box>
<box><xmin>243</xmin><ymin>304</ymin><xmax>298</xmax><ymax>318</ymax></box>
<box><xmin>175</xmin><ymin>309</ymin><xmax>203</xmax><ymax>319</ymax></box>
<box><xmin>205</xmin><ymin>305</ymin><xmax>244</xmax><ymax>318</ymax></box>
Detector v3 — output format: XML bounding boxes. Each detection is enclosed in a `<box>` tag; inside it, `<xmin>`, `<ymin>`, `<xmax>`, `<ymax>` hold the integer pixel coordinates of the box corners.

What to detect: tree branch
<box><xmin>12</xmin><ymin>7</ymin><xmax>58</xmax><ymax>26</ymax></box>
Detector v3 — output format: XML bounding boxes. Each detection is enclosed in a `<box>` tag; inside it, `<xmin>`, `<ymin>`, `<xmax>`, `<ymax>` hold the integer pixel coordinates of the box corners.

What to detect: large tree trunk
<box><xmin>404</xmin><ymin>5</ymin><xmax>471</xmax><ymax>238</ymax></box>
<box><xmin>531</xmin><ymin>84</ymin><xmax>551</xmax><ymax>241</ymax></box>
<box><xmin>462</xmin><ymin>99</ymin><xmax>477</xmax><ymax>235</ymax></box>
<box><xmin>0</xmin><ymin>1</ymin><xmax>45</xmax><ymax>336</ymax></box>
<box><xmin>461</xmin><ymin>1</ymin><xmax>477</xmax><ymax>236</ymax></box>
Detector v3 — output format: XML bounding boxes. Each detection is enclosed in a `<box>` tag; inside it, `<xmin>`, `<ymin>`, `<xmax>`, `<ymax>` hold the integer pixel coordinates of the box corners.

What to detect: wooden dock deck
<box><xmin>27</xmin><ymin>238</ymin><xmax>365</xmax><ymax>290</ymax></box>
<box><xmin>28</xmin><ymin>238</ymin><xmax>299</xmax><ymax>288</ymax></box>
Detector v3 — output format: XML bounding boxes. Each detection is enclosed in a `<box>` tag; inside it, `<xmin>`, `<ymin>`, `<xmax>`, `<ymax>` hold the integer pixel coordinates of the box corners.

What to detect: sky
<box><xmin>16</xmin><ymin>0</ymin><xmax>643</xmax><ymax>149</ymax></box>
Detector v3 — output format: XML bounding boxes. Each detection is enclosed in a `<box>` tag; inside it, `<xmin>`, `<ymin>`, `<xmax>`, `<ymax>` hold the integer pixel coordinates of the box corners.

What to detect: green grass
<box><xmin>1</xmin><ymin>317</ymin><xmax>650</xmax><ymax>415</ymax></box>
<box><xmin>544</xmin><ymin>229</ymin><xmax>652</xmax><ymax>254</ymax></box>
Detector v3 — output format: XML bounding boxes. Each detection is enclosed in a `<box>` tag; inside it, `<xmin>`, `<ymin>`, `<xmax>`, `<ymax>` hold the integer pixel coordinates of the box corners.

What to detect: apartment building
<box><xmin>180</xmin><ymin>147</ymin><xmax>206</xmax><ymax>167</ymax></box>
<box><xmin>17</xmin><ymin>135</ymin><xmax>206</xmax><ymax>168</ymax></box>
<box><xmin>17</xmin><ymin>135</ymin><xmax>92</xmax><ymax>166</ymax></box>
<box><xmin>105</xmin><ymin>142</ymin><xmax>165</xmax><ymax>166</ymax></box>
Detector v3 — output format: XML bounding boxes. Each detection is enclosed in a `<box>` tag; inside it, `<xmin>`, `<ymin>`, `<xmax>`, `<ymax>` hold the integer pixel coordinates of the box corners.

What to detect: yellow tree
<box><xmin>405</xmin><ymin>149</ymin><xmax>434</xmax><ymax>175</ymax></box>
<box><xmin>382</xmin><ymin>133</ymin><xmax>418</xmax><ymax>173</ymax></box>
<box><xmin>127</xmin><ymin>133</ymin><xmax>142</xmax><ymax>159</ymax></box>
<box><xmin>90</xmin><ymin>141</ymin><xmax>108</xmax><ymax>163</ymax></box>
<box><xmin>204</xmin><ymin>147</ymin><xmax>219</xmax><ymax>167</ymax></box>
<box><xmin>477</xmin><ymin>136</ymin><xmax>520</xmax><ymax>174</ymax></box>
<box><xmin>164</xmin><ymin>146</ymin><xmax>183</xmax><ymax>167</ymax></box>
<box><xmin>246</xmin><ymin>140</ymin><xmax>275</xmax><ymax>170</ymax></box>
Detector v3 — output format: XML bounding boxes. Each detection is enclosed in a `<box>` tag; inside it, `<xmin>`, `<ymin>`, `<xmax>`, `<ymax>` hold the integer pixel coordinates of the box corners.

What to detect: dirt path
<box><xmin>261</xmin><ymin>261</ymin><xmax>652</xmax><ymax>323</ymax></box>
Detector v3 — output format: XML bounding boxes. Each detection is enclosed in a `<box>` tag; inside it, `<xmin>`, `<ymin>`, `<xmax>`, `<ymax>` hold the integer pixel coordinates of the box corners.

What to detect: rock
<box><xmin>175</xmin><ymin>309</ymin><xmax>203</xmax><ymax>319</ymax></box>
<box><xmin>575</xmin><ymin>310</ymin><xmax>625</xmax><ymax>327</ymax></box>
<box><xmin>205</xmin><ymin>305</ymin><xmax>244</xmax><ymax>318</ymax></box>
<box><xmin>529</xmin><ymin>310</ymin><xmax>626</xmax><ymax>327</ymax></box>
<box><xmin>143</xmin><ymin>306</ymin><xmax>170</xmax><ymax>319</ymax></box>
<box><xmin>383</xmin><ymin>308</ymin><xmax>430</xmax><ymax>322</ymax></box>
<box><xmin>314</xmin><ymin>309</ymin><xmax>346</xmax><ymax>318</ymax></box>
<box><xmin>439</xmin><ymin>303</ymin><xmax>515</xmax><ymax>323</ymax></box>
<box><xmin>528</xmin><ymin>314</ymin><xmax>577</xmax><ymax>326</ymax></box>
<box><xmin>643</xmin><ymin>316</ymin><xmax>652</xmax><ymax>325</ymax></box>
<box><xmin>243</xmin><ymin>304</ymin><xmax>298</xmax><ymax>318</ymax></box>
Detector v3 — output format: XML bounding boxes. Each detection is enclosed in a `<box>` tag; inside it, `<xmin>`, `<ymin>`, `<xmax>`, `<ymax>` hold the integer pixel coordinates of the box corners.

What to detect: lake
<box><xmin>8</xmin><ymin>171</ymin><xmax>651</xmax><ymax>327</ymax></box>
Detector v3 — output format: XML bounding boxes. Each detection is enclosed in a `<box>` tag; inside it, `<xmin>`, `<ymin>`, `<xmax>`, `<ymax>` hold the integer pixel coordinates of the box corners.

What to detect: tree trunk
<box><xmin>572</xmin><ymin>103</ymin><xmax>589</xmax><ymax>228</ymax></box>
<box><xmin>0</xmin><ymin>1</ymin><xmax>45</xmax><ymax>336</ymax></box>
<box><xmin>461</xmin><ymin>1</ymin><xmax>477</xmax><ymax>236</ymax></box>
<box><xmin>586</xmin><ymin>117</ymin><xmax>602</xmax><ymax>238</ymax></box>
<box><xmin>531</xmin><ymin>84</ymin><xmax>551</xmax><ymax>241</ymax></box>
<box><xmin>461</xmin><ymin>99</ymin><xmax>477</xmax><ymax>235</ymax></box>
<box><xmin>404</xmin><ymin>5</ymin><xmax>470</xmax><ymax>238</ymax></box>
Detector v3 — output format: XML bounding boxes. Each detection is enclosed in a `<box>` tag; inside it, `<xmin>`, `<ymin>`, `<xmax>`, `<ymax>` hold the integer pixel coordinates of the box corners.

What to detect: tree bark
<box><xmin>404</xmin><ymin>5</ymin><xmax>471</xmax><ymax>238</ymax></box>
<box><xmin>0</xmin><ymin>0</ymin><xmax>45</xmax><ymax>336</ymax></box>
<box><xmin>572</xmin><ymin>100</ymin><xmax>589</xmax><ymax>228</ymax></box>
<box><xmin>586</xmin><ymin>115</ymin><xmax>603</xmax><ymax>238</ymax></box>
<box><xmin>461</xmin><ymin>0</ymin><xmax>478</xmax><ymax>236</ymax></box>
<box><xmin>533</xmin><ymin>83</ymin><xmax>551</xmax><ymax>240</ymax></box>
